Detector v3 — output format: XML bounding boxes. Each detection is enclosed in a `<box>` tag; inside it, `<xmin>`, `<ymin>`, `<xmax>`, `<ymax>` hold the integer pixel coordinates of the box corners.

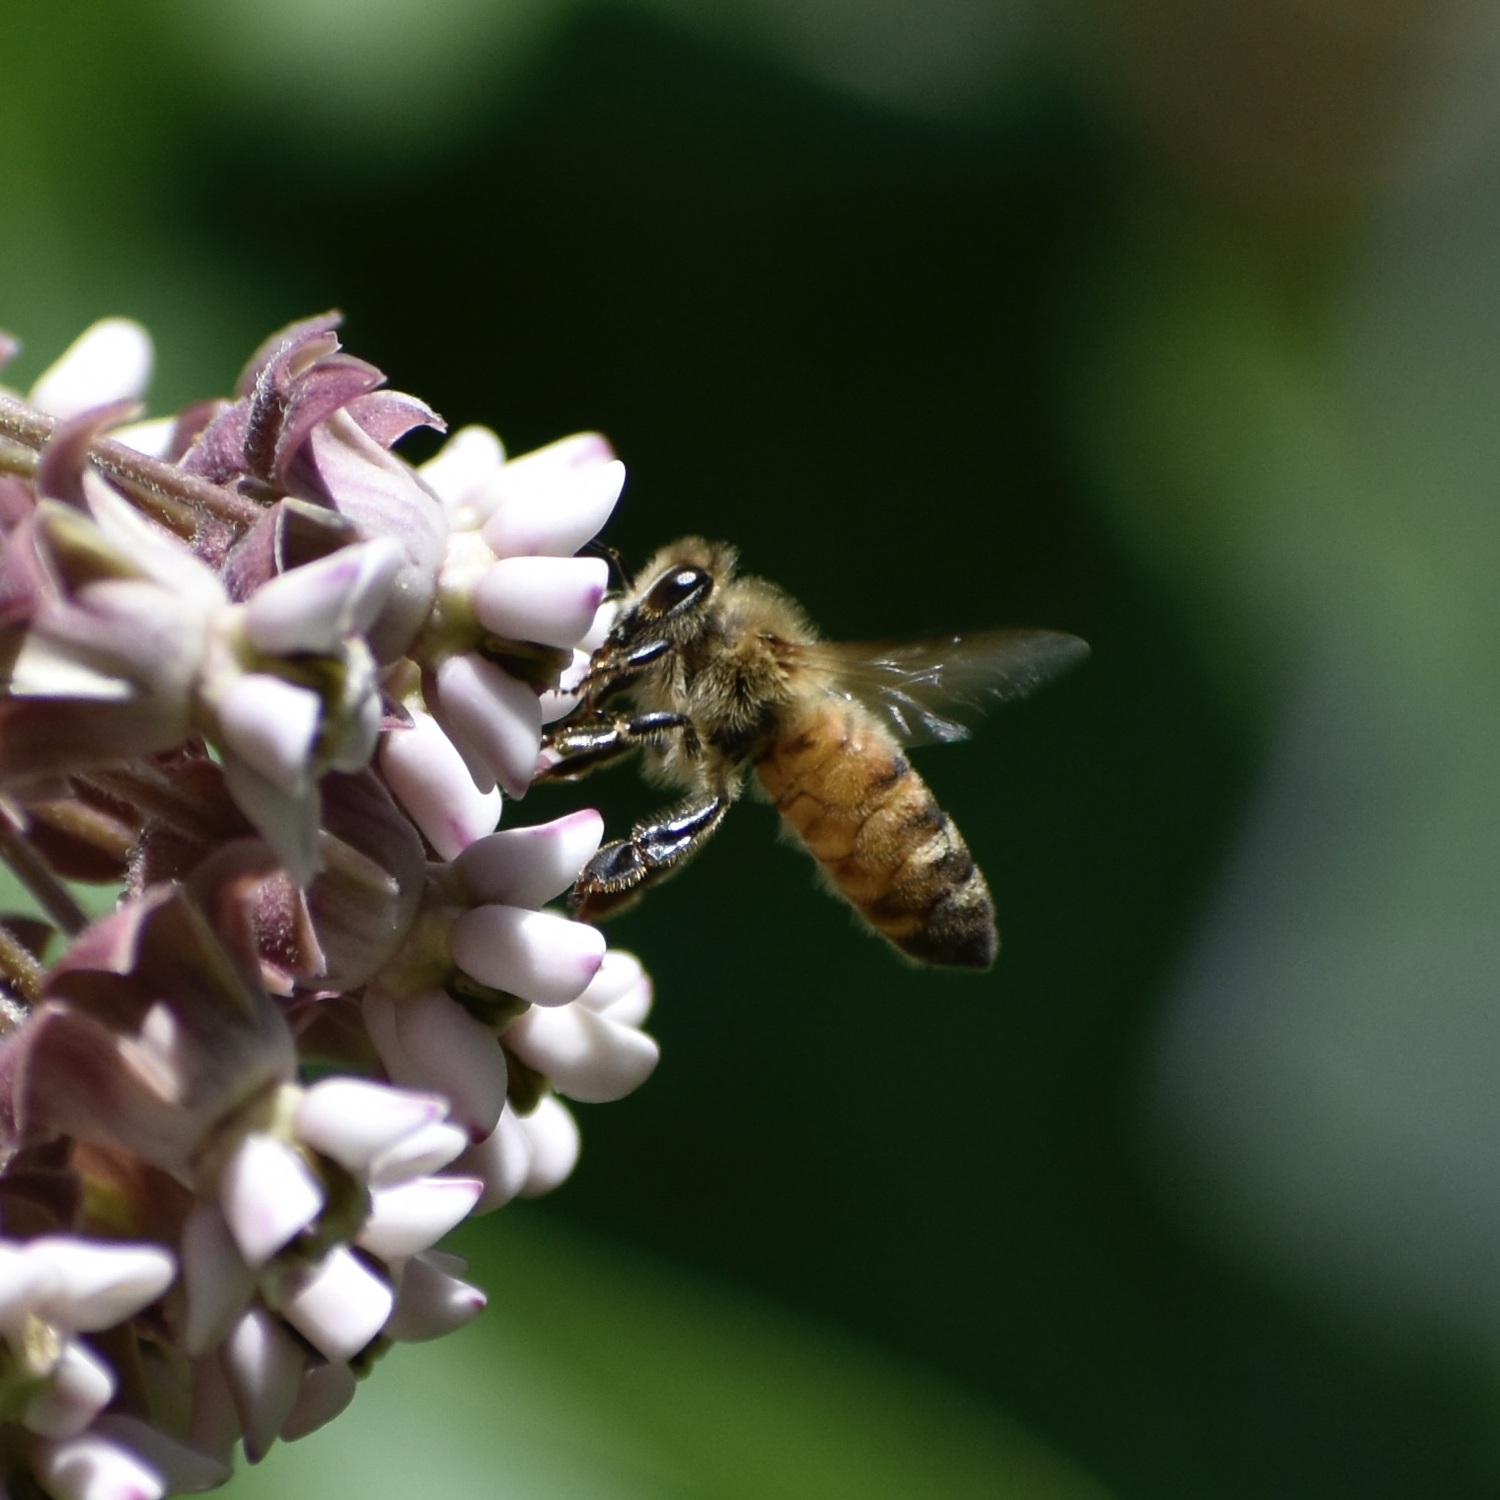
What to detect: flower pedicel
<box><xmin>0</xmin><ymin>315</ymin><xmax>654</xmax><ymax>1499</ymax></box>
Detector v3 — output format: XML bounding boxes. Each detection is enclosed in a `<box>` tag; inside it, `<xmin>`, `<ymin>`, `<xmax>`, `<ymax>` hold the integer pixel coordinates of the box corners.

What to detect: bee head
<box><xmin>611</xmin><ymin>537</ymin><xmax>735</xmax><ymax>648</ymax></box>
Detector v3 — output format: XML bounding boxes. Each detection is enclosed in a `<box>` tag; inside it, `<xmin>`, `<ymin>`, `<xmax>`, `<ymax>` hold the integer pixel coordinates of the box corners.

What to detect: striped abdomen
<box><xmin>756</xmin><ymin>704</ymin><xmax>997</xmax><ymax>969</ymax></box>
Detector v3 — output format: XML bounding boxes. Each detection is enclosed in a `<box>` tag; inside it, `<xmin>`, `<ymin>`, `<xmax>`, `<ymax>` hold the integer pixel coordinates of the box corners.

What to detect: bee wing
<box><xmin>798</xmin><ymin>629</ymin><xmax>1089</xmax><ymax>747</ymax></box>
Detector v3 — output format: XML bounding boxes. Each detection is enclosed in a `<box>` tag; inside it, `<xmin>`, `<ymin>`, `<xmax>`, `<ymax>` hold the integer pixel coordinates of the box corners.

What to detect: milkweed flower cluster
<box><xmin>0</xmin><ymin>316</ymin><xmax>659</xmax><ymax>1498</ymax></box>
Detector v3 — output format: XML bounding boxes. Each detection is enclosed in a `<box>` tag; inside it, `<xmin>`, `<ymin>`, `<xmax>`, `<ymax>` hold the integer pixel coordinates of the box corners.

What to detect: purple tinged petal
<box><xmin>232</xmin><ymin>312</ymin><xmax>342</xmax><ymax>399</ymax></box>
<box><xmin>356</xmin><ymin>1177</ymin><xmax>483</xmax><ymax>1261</ymax></box>
<box><xmin>181</xmin><ymin>1204</ymin><xmax>255</xmax><ymax>1357</ymax></box>
<box><xmin>472</xmin><ymin>555</ymin><xmax>610</xmax><ymax>650</ymax></box>
<box><xmin>216</xmin><ymin>674</ymin><xmax>320</xmax><ymax>793</ymax></box>
<box><xmin>187</xmin><ymin>1355</ymin><xmax>241</xmax><ymax>1465</ymax></box>
<box><xmin>417</xmin><ymin>425</ymin><xmax>504</xmax><ymax>529</ymax></box>
<box><xmin>306</xmin><ymin>769</ymin><xmax>428</xmax><ymax>989</ymax></box>
<box><xmin>505</xmin><ymin>1003</ymin><xmax>659</xmax><ymax>1104</ymax></box>
<box><xmin>453</xmin><ymin>810</ymin><xmax>603</xmax><ymax>909</ymax></box>
<box><xmin>28</xmin><ymin>319</ymin><xmax>154</xmax><ymax>420</ymax></box>
<box><xmin>38</xmin><ymin>403</ymin><xmax>144</xmax><ymax>507</ymax></box>
<box><xmin>479</xmin><ymin>435</ymin><xmax>624</xmax><ymax>559</ymax></box>
<box><xmin>283</xmin><ymin>414</ymin><xmax>445</xmax><ymax>665</ymax></box>
<box><xmin>279</xmin><ymin>1360</ymin><xmax>357</xmax><ymax>1442</ymax></box>
<box><xmin>434</xmin><ymin>653</ymin><xmax>543</xmax><ymax>800</ymax></box>
<box><xmin>219</xmin><ymin>1135</ymin><xmax>325</xmax><ymax>1270</ymax></box>
<box><xmin>278</xmin><ymin>1247</ymin><xmax>393</xmax><ymax>1363</ymax></box>
<box><xmin>220</xmin><ymin>1306</ymin><xmax>305</xmax><ymax>1463</ymax></box>
<box><xmin>30</xmin><ymin>1239</ymin><xmax>176</xmax><ymax>1332</ymax></box>
<box><xmin>0</xmin><ymin>330</ymin><xmax>17</xmax><ymax>370</ymax></box>
<box><xmin>456</xmin><ymin>1109</ymin><xmax>533</xmax><ymax>1213</ymax></box>
<box><xmin>392</xmin><ymin>989</ymin><xmax>507</xmax><ymax>1141</ymax></box>
<box><xmin>379</xmin><ymin>711</ymin><xmax>502</xmax><ymax>861</ymax></box>
<box><xmin>90</xmin><ymin>1417</ymin><xmax>232</xmax><ymax>1497</ymax></box>
<box><xmin>450</xmin><ymin>905</ymin><xmax>605</xmax><ymax>1007</ymax></box>
<box><xmin>244</xmin><ymin>537</ymin><xmax>404</xmax><ymax>657</ymax></box>
<box><xmin>294</xmin><ymin>1078</ymin><xmax>446</xmax><ymax>1174</ymax></box>
<box><xmin>368</xmin><ymin>1120</ymin><xmax>469</xmax><ymax>1190</ymax></box>
<box><xmin>517</xmin><ymin>1095</ymin><xmax>581</xmax><ymax>1197</ymax></box>
<box><xmin>25</xmin><ymin>1339</ymin><xmax>115</xmax><ymax>1438</ymax></box>
<box><xmin>346</xmin><ymin>389</ymin><xmax>444</xmax><ymax>449</ymax></box>
<box><xmin>383</xmin><ymin>1252</ymin><xmax>486</xmax><ymax>1343</ymax></box>
<box><xmin>34</xmin><ymin>1430</ymin><xmax>167</xmax><ymax>1500</ymax></box>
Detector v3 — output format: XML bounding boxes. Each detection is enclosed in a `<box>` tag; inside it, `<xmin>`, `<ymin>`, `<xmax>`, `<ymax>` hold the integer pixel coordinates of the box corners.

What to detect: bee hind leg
<box><xmin>571</xmin><ymin>791</ymin><xmax>730</xmax><ymax>920</ymax></box>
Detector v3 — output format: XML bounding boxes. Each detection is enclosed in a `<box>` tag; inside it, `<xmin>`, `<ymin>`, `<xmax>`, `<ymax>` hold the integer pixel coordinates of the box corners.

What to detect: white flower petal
<box><xmin>29</xmin><ymin>318</ymin><xmax>154</xmax><ymax>420</ymax></box>
<box><xmin>517</xmin><ymin>1095</ymin><xmax>581</xmax><ymax>1197</ymax></box>
<box><xmin>219</xmin><ymin>1135</ymin><xmax>325</xmax><ymax>1270</ymax></box>
<box><xmin>435</xmin><ymin>652</ymin><xmax>543</xmax><ymax>799</ymax></box>
<box><xmin>480</xmin><ymin>434</ymin><xmax>624</xmax><ymax>559</ymax></box>
<box><xmin>220</xmin><ymin>1306</ymin><xmax>305</xmax><ymax>1464</ymax></box>
<box><xmin>369</xmin><ymin>1120</ymin><xmax>470</xmax><ymax>1189</ymax></box>
<box><xmin>506</xmin><ymin>1002</ymin><xmax>659</xmax><ymax>1104</ymax></box>
<box><xmin>280</xmin><ymin>1361</ymin><xmax>357</xmax><ymax>1443</ymax></box>
<box><xmin>279</xmin><ymin>1248</ymin><xmax>393</xmax><ymax>1364</ymax></box>
<box><xmin>24</xmin><ymin>1339</ymin><xmax>115</xmax><ymax>1439</ymax></box>
<box><xmin>450</xmin><ymin>904</ymin><xmax>605</xmax><ymax>1007</ymax></box>
<box><xmin>419</xmin><ymin>425</ymin><xmax>505</xmax><ymax>530</ymax></box>
<box><xmin>380</xmin><ymin>710</ymin><xmax>502</xmax><ymax>860</ymax></box>
<box><xmin>109</xmin><ymin>415</ymin><xmax>176</xmax><ymax>458</ymax></box>
<box><xmin>453</xmin><ymin>809</ymin><xmax>603</xmax><ymax>908</ymax></box>
<box><xmin>295</xmin><ymin>1078</ymin><xmax>448</xmax><ymax>1173</ymax></box>
<box><xmin>576</xmin><ymin>949</ymin><xmax>653</xmax><ymax>1024</ymax></box>
<box><xmin>383</xmin><ymin>1252</ymin><xmax>486</xmax><ymax>1343</ymax></box>
<box><xmin>35</xmin><ymin>1430</ymin><xmax>167</xmax><ymax>1500</ymax></box>
<box><xmin>456</xmin><ymin>1109</ymin><xmax>533</xmax><ymax>1214</ymax></box>
<box><xmin>91</xmin><ymin>1416</ymin><xmax>232</xmax><ymax>1496</ymax></box>
<box><xmin>216</xmin><ymin>674</ymin><xmax>320</xmax><ymax>794</ymax></box>
<box><xmin>392</xmin><ymin>989</ymin><xmax>508</xmax><ymax>1141</ymax></box>
<box><xmin>29</xmin><ymin>1239</ymin><xmax>176</xmax><ymax>1332</ymax></box>
<box><xmin>245</xmin><ymin>538</ymin><xmax>405</xmax><ymax>656</ymax></box>
<box><xmin>473</xmin><ymin>555</ymin><xmax>609</xmax><ymax>650</ymax></box>
<box><xmin>356</xmin><ymin>1177</ymin><xmax>483</xmax><ymax>1261</ymax></box>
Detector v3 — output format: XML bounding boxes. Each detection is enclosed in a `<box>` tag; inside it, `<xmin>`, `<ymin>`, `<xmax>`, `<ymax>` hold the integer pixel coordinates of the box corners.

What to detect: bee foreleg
<box><xmin>537</xmin><ymin>710</ymin><xmax>694</xmax><ymax>782</ymax></box>
<box><xmin>571</xmin><ymin>790</ymin><xmax>730</xmax><ymax>919</ymax></box>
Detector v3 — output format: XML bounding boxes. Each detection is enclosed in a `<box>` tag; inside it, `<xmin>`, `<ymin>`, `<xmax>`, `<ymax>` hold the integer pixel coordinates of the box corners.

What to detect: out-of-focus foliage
<box><xmin>225</xmin><ymin>1213</ymin><xmax>1108</xmax><ymax>1500</ymax></box>
<box><xmin>8</xmin><ymin>0</ymin><xmax>1500</xmax><ymax>1495</ymax></box>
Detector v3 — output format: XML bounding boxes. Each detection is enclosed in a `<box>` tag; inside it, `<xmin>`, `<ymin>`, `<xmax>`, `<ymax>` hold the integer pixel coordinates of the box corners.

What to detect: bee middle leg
<box><xmin>571</xmin><ymin>789</ymin><xmax>731</xmax><ymax>920</ymax></box>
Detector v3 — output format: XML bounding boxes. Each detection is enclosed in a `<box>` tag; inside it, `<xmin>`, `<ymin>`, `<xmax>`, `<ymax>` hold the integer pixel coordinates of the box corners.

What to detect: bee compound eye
<box><xmin>645</xmin><ymin>565</ymin><xmax>711</xmax><ymax>617</ymax></box>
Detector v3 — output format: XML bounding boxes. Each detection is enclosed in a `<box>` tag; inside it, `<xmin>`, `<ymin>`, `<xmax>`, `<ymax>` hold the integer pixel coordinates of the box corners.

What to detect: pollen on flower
<box><xmin>0</xmin><ymin>315</ymin><xmax>659</xmax><ymax>1499</ymax></box>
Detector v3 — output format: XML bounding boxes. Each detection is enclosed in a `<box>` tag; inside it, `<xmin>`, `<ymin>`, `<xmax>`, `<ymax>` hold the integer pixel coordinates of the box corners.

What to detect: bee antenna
<box><xmin>584</xmin><ymin>540</ymin><xmax>634</xmax><ymax>590</ymax></box>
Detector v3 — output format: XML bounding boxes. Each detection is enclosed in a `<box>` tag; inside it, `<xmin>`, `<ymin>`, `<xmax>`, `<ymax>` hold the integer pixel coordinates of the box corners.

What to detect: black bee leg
<box><xmin>571</xmin><ymin>792</ymin><xmax>730</xmax><ymax>920</ymax></box>
<box><xmin>537</xmin><ymin>711</ymin><xmax>692</xmax><ymax>782</ymax></box>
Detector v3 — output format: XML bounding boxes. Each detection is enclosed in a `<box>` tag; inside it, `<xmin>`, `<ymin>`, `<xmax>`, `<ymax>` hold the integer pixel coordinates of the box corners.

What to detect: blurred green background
<box><xmin>8</xmin><ymin>0</ymin><xmax>1500</xmax><ymax>1495</ymax></box>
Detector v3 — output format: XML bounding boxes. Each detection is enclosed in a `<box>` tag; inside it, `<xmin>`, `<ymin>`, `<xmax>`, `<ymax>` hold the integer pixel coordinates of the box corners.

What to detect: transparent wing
<box><xmin>797</xmin><ymin>629</ymin><xmax>1089</xmax><ymax>747</ymax></box>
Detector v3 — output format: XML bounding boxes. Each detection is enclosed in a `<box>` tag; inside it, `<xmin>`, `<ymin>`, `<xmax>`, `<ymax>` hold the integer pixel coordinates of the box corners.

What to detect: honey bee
<box><xmin>538</xmin><ymin>538</ymin><xmax>1088</xmax><ymax>968</ymax></box>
